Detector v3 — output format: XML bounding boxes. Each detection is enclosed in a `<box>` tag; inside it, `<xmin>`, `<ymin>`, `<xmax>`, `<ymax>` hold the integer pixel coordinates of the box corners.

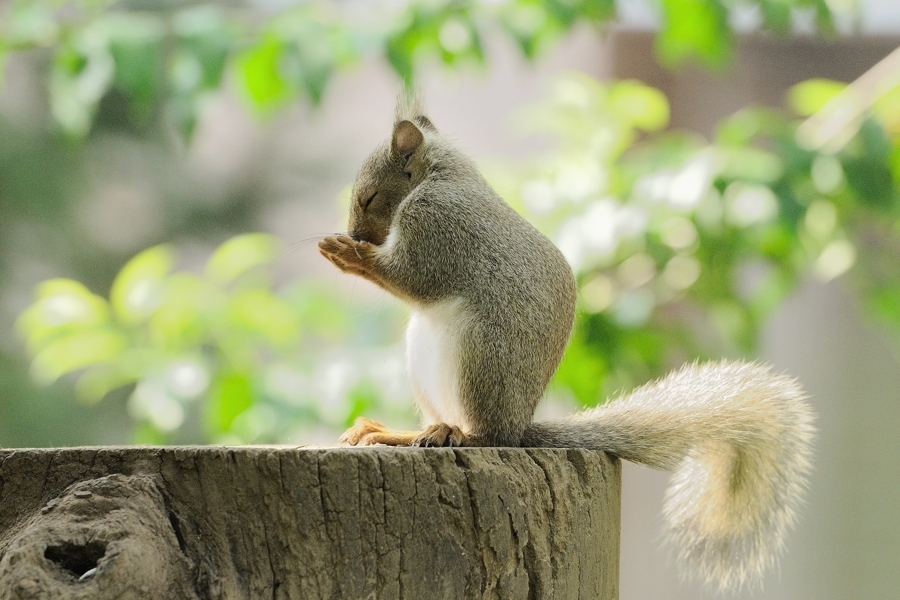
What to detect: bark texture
<box><xmin>0</xmin><ymin>446</ymin><xmax>620</xmax><ymax>600</ymax></box>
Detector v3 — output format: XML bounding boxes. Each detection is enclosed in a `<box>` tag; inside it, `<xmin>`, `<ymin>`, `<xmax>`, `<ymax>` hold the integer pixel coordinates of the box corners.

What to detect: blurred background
<box><xmin>2</xmin><ymin>0</ymin><xmax>899</xmax><ymax>597</ymax></box>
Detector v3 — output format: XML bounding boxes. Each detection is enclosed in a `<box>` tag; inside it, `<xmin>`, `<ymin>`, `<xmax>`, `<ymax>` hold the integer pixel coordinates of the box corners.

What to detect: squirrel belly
<box><xmin>406</xmin><ymin>301</ymin><xmax>472</xmax><ymax>431</ymax></box>
<box><xmin>521</xmin><ymin>360</ymin><xmax>815</xmax><ymax>591</ymax></box>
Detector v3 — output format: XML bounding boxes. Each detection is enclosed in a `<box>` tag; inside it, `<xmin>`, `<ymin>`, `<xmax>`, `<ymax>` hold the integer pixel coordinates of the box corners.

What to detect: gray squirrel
<box><xmin>318</xmin><ymin>95</ymin><xmax>815</xmax><ymax>591</ymax></box>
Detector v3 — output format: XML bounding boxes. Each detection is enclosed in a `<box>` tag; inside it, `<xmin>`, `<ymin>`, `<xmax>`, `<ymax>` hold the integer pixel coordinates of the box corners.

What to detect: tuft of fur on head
<box><xmin>395</xmin><ymin>88</ymin><xmax>437</xmax><ymax>132</ymax></box>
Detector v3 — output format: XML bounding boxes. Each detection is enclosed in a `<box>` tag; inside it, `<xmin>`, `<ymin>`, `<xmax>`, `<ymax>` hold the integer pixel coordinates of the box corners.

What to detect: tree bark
<box><xmin>0</xmin><ymin>446</ymin><xmax>620</xmax><ymax>600</ymax></box>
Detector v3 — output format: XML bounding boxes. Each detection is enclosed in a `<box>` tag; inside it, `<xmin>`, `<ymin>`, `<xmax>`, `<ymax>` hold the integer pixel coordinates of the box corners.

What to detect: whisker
<box><xmin>346</xmin><ymin>283</ymin><xmax>392</xmax><ymax>316</ymax></box>
<box><xmin>367</xmin><ymin>290</ymin><xmax>390</xmax><ymax>317</ymax></box>
<box><xmin>345</xmin><ymin>275</ymin><xmax>386</xmax><ymax>316</ymax></box>
<box><xmin>287</xmin><ymin>233</ymin><xmax>348</xmax><ymax>247</ymax></box>
<box><xmin>285</xmin><ymin>233</ymin><xmax>349</xmax><ymax>256</ymax></box>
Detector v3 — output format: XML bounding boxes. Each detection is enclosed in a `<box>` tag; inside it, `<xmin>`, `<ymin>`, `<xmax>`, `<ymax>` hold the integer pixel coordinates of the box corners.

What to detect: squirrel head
<box><xmin>348</xmin><ymin>116</ymin><xmax>434</xmax><ymax>245</ymax></box>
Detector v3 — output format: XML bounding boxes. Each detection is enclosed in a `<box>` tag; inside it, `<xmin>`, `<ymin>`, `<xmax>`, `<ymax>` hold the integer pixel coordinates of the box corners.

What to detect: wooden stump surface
<box><xmin>0</xmin><ymin>446</ymin><xmax>620</xmax><ymax>600</ymax></box>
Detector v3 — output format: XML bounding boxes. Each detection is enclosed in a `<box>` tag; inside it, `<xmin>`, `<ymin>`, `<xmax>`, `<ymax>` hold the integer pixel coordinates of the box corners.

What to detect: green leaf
<box><xmin>872</xmin><ymin>80</ymin><xmax>900</xmax><ymax>133</ymax></box>
<box><xmin>716</xmin><ymin>108</ymin><xmax>769</xmax><ymax>145</ymax></box>
<box><xmin>553</xmin><ymin>333</ymin><xmax>608</xmax><ymax>406</ymax></box>
<box><xmin>6</xmin><ymin>2</ymin><xmax>59</xmax><ymax>46</ymax></box>
<box><xmin>610</xmin><ymin>81</ymin><xmax>670</xmax><ymax>132</ymax></box>
<box><xmin>748</xmin><ymin>265</ymin><xmax>793</xmax><ymax>318</ymax></box>
<box><xmin>717</xmin><ymin>146</ymin><xmax>784</xmax><ymax>183</ymax></box>
<box><xmin>167</xmin><ymin>8</ymin><xmax>233</xmax><ymax>137</ymax></box>
<box><xmin>225</xmin><ymin>288</ymin><xmax>300</xmax><ymax>347</ymax></box>
<box><xmin>205</xmin><ymin>233</ymin><xmax>278</xmax><ymax>285</ymax></box>
<box><xmin>78</xmin><ymin>348</ymin><xmax>161</xmax><ymax>403</ymax></box>
<box><xmin>16</xmin><ymin>279</ymin><xmax>112</xmax><ymax>352</ymax></box>
<box><xmin>48</xmin><ymin>35</ymin><xmax>114</xmax><ymax>136</ymax></box>
<box><xmin>442</xmin><ymin>20</ymin><xmax>476</xmax><ymax>66</ymax></box>
<box><xmin>75</xmin><ymin>365</ymin><xmax>138</xmax><ymax>404</ymax></box>
<box><xmin>133</xmin><ymin>421</ymin><xmax>168</xmax><ymax>445</ymax></box>
<box><xmin>236</xmin><ymin>33</ymin><xmax>291</xmax><ymax>113</ymax></box>
<box><xmin>759</xmin><ymin>0</ymin><xmax>792</xmax><ymax>34</ymax></box>
<box><xmin>814</xmin><ymin>0</ymin><xmax>836</xmax><ymax>34</ymax></box>
<box><xmin>867</xmin><ymin>286</ymin><xmax>900</xmax><ymax>327</ymax></box>
<box><xmin>149</xmin><ymin>274</ymin><xmax>220</xmax><ymax>350</ymax></box>
<box><xmin>542</xmin><ymin>0</ymin><xmax>580</xmax><ymax>26</ymax></box>
<box><xmin>0</xmin><ymin>48</ymin><xmax>7</xmax><ymax>87</ymax></box>
<box><xmin>892</xmin><ymin>142</ymin><xmax>900</xmax><ymax>185</ymax></box>
<box><xmin>106</xmin><ymin>14</ymin><xmax>166</xmax><ymax>124</ymax></box>
<box><xmin>281</xmin><ymin>35</ymin><xmax>333</xmax><ymax>104</ymax></box>
<box><xmin>656</xmin><ymin>0</ymin><xmax>731</xmax><ymax>68</ymax></box>
<box><xmin>110</xmin><ymin>245</ymin><xmax>174</xmax><ymax>325</ymax></box>
<box><xmin>344</xmin><ymin>379</ymin><xmax>381</xmax><ymax>427</ymax></box>
<box><xmin>709</xmin><ymin>301</ymin><xmax>756</xmax><ymax>353</ymax></box>
<box><xmin>840</xmin><ymin>120</ymin><xmax>896</xmax><ymax>211</ymax></box>
<box><xmin>499</xmin><ymin>0</ymin><xmax>555</xmax><ymax>59</ymax></box>
<box><xmin>787</xmin><ymin>78</ymin><xmax>846</xmax><ymax>117</ymax></box>
<box><xmin>385</xmin><ymin>27</ymin><xmax>420</xmax><ymax>84</ymax></box>
<box><xmin>286</xmin><ymin>283</ymin><xmax>351</xmax><ymax>342</ymax></box>
<box><xmin>173</xmin><ymin>6</ymin><xmax>232</xmax><ymax>90</ymax></box>
<box><xmin>30</xmin><ymin>329</ymin><xmax>129</xmax><ymax>385</ymax></box>
<box><xmin>209</xmin><ymin>372</ymin><xmax>254</xmax><ymax>433</ymax></box>
<box><xmin>577</xmin><ymin>0</ymin><xmax>617</xmax><ymax>23</ymax></box>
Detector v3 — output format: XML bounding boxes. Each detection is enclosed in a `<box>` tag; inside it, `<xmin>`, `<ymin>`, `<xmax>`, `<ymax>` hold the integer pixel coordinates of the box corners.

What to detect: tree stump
<box><xmin>0</xmin><ymin>446</ymin><xmax>620</xmax><ymax>600</ymax></box>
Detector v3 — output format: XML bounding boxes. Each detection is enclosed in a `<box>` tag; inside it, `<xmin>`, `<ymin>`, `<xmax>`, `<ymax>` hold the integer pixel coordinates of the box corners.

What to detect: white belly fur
<box><xmin>406</xmin><ymin>299</ymin><xmax>471</xmax><ymax>431</ymax></box>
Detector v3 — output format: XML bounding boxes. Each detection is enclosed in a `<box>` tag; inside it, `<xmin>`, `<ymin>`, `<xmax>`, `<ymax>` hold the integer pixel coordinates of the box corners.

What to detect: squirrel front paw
<box><xmin>339</xmin><ymin>417</ymin><xmax>389</xmax><ymax>445</ymax></box>
<box><xmin>318</xmin><ymin>235</ymin><xmax>374</xmax><ymax>275</ymax></box>
<box><xmin>339</xmin><ymin>418</ymin><xmax>467</xmax><ymax>447</ymax></box>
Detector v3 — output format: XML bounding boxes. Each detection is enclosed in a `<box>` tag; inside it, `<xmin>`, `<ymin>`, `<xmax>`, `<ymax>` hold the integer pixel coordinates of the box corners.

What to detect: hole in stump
<box><xmin>44</xmin><ymin>541</ymin><xmax>107</xmax><ymax>579</ymax></box>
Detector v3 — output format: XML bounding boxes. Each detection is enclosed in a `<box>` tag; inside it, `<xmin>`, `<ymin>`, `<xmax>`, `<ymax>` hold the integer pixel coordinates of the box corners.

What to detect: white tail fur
<box><xmin>524</xmin><ymin>360</ymin><xmax>815</xmax><ymax>590</ymax></box>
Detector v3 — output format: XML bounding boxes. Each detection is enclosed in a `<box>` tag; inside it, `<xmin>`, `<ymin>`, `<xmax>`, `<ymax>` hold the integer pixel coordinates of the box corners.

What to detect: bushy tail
<box><xmin>521</xmin><ymin>361</ymin><xmax>815</xmax><ymax>591</ymax></box>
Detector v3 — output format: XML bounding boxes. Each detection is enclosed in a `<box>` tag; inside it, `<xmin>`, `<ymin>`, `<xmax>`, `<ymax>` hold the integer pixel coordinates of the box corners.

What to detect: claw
<box><xmin>412</xmin><ymin>423</ymin><xmax>467</xmax><ymax>447</ymax></box>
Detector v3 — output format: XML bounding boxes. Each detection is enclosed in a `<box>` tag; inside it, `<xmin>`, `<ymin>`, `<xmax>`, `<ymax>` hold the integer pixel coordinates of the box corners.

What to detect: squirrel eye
<box><xmin>364</xmin><ymin>192</ymin><xmax>377</xmax><ymax>210</ymax></box>
<box><xmin>404</xmin><ymin>171</ymin><xmax>412</xmax><ymax>180</ymax></box>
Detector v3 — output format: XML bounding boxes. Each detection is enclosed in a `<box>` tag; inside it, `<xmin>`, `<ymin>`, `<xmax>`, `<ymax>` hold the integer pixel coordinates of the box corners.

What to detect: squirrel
<box><xmin>318</xmin><ymin>94</ymin><xmax>815</xmax><ymax>591</ymax></box>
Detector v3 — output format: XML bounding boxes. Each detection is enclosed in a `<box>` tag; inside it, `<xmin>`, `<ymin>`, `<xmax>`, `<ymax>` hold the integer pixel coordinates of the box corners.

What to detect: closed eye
<box><xmin>364</xmin><ymin>191</ymin><xmax>377</xmax><ymax>210</ymax></box>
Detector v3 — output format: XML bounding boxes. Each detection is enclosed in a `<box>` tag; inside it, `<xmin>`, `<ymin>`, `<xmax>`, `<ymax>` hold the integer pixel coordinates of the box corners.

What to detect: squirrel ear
<box><xmin>392</xmin><ymin>120</ymin><xmax>424</xmax><ymax>158</ymax></box>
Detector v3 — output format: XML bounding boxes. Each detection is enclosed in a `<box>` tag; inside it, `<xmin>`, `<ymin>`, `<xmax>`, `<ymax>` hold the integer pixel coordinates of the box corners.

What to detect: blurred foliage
<box><xmin>0</xmin><ymin>0</ymin><xmax>851</xmax><ymax>137</ymax></box>
<box><xmin>15</xmin><ymin>72</ymin><xmax>900</xmax><ymax>441</ymax></box>
<box><xmin>493</xmin><ymin>73</ymin><xmax>900</xmax><ymax>402</ymax></box>
<box><xmin>16</xmin><ymin>233</ymin><xmax>412</xmax><ymax>443</ymax></box>
<box><xmin>3</xmin><ymin>0</ymin><xmax>884</xmax><ymax>446</ymax></box>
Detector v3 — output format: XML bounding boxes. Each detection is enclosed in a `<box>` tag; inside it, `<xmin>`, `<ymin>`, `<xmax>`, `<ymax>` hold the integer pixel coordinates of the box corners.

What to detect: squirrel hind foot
<box><xmin>412</xmin><ymin>423</ymin><xmax>467</xmax><ymax>447</ymax></box>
